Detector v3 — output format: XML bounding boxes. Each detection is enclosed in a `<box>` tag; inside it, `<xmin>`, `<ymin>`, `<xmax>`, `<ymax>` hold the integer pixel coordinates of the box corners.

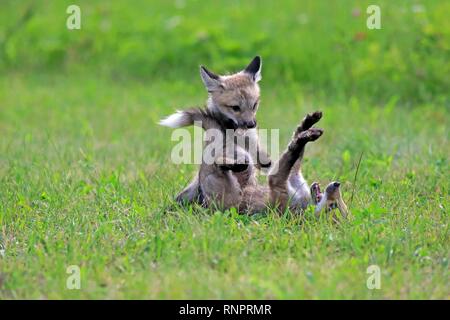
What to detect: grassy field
<box><xmin>0</xmin><ymin>0</ymin><xmax>449</xmax><ymax>299</ymax></box>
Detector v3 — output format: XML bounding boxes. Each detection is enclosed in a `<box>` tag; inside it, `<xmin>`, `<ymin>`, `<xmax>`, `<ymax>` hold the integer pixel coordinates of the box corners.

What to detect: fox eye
<box><xmin>253</xmin><ymin>102</ymin><xmax>258</xmax><ymax>110</ymax></box>
<box><xmin>229</xmin><ymin>105</ymin><xmax>240</xmax><ymax>112</ymax></box>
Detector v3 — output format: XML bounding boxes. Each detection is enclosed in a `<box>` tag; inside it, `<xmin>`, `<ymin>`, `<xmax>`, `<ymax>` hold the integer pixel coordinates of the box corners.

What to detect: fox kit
<box><xmin>160</xmin><ymin>56</ymin><xmax>271</xmax><ymax>205</ymax></box>
<box><xmin>160</xmin><ymin>56</ymin><xmax>345</xmax><ymax>215</ymax></box>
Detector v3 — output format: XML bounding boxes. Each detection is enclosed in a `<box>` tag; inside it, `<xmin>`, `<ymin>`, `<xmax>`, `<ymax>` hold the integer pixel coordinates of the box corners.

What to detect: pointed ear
<box><xmin>200</xmin><ymin>65</ymin><xmax>222</xmax><ymax>92</ymax></box>
<box><xmin>244</xmin><ymin>56</ymin><xmax>262</xmax><ymax>82</ymax></box>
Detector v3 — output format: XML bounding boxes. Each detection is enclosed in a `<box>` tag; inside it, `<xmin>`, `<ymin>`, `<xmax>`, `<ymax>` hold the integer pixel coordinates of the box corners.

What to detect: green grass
<box><xmin>0</xmin><ymin>73</ymin><xmax>448</xmax><ymax>299</ymax></box>
<box><xmin>0</xmin><ymin>0</ymin><xmax>449</xmax><ymax>299</ymax></box>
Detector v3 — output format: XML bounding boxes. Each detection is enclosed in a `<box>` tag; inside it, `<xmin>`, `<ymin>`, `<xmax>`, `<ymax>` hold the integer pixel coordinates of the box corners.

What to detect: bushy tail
<box><xmin>159</xmin><ymin>108</ymin><xmax>215</xmax><ymax>129</ymax></box>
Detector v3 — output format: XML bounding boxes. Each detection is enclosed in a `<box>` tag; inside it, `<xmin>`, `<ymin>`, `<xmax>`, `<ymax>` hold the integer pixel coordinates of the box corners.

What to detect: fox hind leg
<box><xmin>294</xmin><ymin>111</ymin><xmax>322</xmax><ymax>135</ymax></box>
<box><xmin>288</xmin><ymin>110</ymin><xmax>323</xmax><ymax>187</ymax></box>
<box><xmin>288</xmin><ymin>111</ymin><xmax>323</xmax><ymax>208</ymax></box>
<box><xmin>200</xmin><ymin>167</ymin><xmax>243</xmax><ymax>210</ymax></box>
<box><xmin>269</xmin><ymin>127</ymin><xmax>323</xmax><ymax>211</ymax></box>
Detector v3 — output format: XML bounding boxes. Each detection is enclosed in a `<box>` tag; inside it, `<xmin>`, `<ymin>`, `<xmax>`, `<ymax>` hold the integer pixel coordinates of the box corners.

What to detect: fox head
<box><xmin>200</xmin><ymin>56</ymin><xmax>262</xmax><ymax>130</ymax></box>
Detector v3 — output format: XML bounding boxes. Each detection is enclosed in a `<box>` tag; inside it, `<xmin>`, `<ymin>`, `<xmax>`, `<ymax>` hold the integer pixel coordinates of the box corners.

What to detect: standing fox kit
<box><xmin>160</xmin><ymin>56</ymin><xmax>270</xmax><ymax>168</ymax></box>
<box><xmin>160</xmin><ymin>56</ymin><xmax>271</xmax><ymax>205</ymax></box>
<box><xmin>160</xmin><ymin>56</ymin><xmax>349</xmax><ymax>217</ymax></box>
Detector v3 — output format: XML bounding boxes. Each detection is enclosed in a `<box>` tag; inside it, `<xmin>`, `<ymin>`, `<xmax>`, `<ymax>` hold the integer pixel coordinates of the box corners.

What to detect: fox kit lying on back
<box><xmin>160</xmin><ymin>56</ymin><xmax>349</xmax><ymax>216</ymax></box>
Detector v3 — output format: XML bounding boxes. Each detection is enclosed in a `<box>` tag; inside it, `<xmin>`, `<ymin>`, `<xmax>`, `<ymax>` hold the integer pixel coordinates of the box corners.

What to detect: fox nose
<box><xmin>333</xmin><ymin>181</ymin><xmax>341</xmax><ymax>188</ymax></box>
<box><xmin>246</xmin><ymin>120</ymin><xmax>257</xmax><ymax>129</ymax></box>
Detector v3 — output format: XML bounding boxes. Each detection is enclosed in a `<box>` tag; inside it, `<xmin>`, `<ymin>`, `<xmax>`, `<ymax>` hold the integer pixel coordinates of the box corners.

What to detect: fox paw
<box><xmin>296</xmin><ymin>111</ymin><xmax>323</xmax><ymax>133</ymax></box>
<box><xmin>310</xmin><ymin>182</ymin><xmax>323</xmax><ymax>204</ymax></box>
<box><xmin>297</xmin><ymin>128</ymin><xmax>323</xmax><ymax>142</ymax></box>
<box><xmin>304</xmin><ymin>111</ymin><xmax>323</xmax><ymax>127</ymax></box>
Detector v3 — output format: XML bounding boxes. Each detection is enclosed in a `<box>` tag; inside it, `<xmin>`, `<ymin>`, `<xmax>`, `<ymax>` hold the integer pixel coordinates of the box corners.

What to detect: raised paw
<box><xmin>310</xmin><ymin>182</ymin><xmax>323</xmax><ymax>204</ymax></box>
<box><xmin>305</xmin><ymin>111</ymin><xmax>323</xmax><ymax>127</ymax></box>
<box><xmin>288</xmin><ymin>128</ymin><xmax>323</xmax><ymax>152</ymax></box>
<box><xmin>297</xmin><ymin>128</ymin><xmax>324</xmax><ymax>142</ymax></box>
<box><xmin>296</xmin><ymin>111</ymin><xmax>323</xmax><ymax>134</ymax></box>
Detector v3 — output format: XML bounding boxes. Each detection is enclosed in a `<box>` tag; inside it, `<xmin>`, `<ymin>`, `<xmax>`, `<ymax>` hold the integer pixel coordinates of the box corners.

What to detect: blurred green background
<box><xmin>1</xmin><ymin>0</ymin><xmax>449</xmax><ymax>105</ymax></box>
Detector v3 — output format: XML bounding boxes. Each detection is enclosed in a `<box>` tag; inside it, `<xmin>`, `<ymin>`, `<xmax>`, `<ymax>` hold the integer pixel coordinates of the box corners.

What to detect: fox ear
<box><xmin>200</xmin><ymin>65</ymin><xmax>222</xmax><ymax>92</ymax></box>
<box><xmin>244</xmin><ymin>56</ymin><xmax>262</xmax><ymax>82</ymax></box>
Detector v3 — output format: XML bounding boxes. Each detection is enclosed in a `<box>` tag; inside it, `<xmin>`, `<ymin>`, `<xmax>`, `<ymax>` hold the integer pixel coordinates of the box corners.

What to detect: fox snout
<box><xmin>231</xmin><ymin>119</ymin><xmax>257</xmax><ymax>129</ymax></box>
<box><xmin>243</xmin><ymin>119</ymin><xmax>257</xmax><ymax>129</ymax></box>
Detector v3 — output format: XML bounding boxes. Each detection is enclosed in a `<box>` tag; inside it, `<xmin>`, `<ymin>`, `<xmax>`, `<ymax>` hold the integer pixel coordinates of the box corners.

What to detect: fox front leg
<box><xmin>175</xmin><ymin>175</ymin><xmax>202</xmax><ymax>205</ymax></box>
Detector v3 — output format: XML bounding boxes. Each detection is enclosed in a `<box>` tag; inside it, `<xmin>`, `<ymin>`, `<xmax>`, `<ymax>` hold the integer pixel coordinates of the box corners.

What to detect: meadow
<box><xmin>0</xmin><ymin>0</ymin><xmax>448</xmax><ymax>299</ymax></box>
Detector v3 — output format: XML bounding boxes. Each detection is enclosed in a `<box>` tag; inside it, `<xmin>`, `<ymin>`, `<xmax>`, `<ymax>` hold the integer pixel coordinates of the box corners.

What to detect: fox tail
<box><xmin>159</xmin><ymin>108</ymin><xmax>209</xmax><ymax>128</ymax></box>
